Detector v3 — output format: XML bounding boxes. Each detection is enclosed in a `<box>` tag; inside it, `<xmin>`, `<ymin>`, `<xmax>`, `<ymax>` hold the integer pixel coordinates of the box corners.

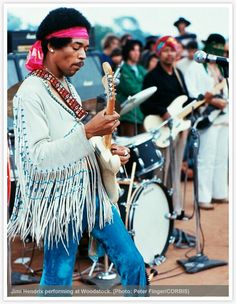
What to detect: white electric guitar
<box><xmin>144</xmin><ymin>95</ymin><xmax>191</xmax><ymax>148</ymax></box>
<box><xmin>144</xmin><ymin>80</ymin><xmax>226</xmax><ymax>148</ymax></box>
<box><xmin>90</xmin><ymin>62</ymin><xmax>121</xmax><ymax>203</ymax></box>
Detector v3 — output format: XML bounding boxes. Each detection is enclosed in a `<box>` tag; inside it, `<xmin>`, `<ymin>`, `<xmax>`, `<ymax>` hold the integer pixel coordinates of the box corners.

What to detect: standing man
<box><xmin>7</xmin><ymin>7</ymin><xmax>147</xmax><ymax>290</ymax></box>
<box><xmin>177</xmin><ymin>40</ymin><xmax>211</xmax><ymax>99</ymax></box>
<box><xmin>195</xmin><ymin>34</ymin><xmax>228</xmax><ymax>209</ymax></box>
<box><xmin>174</xmin><ymin>17</ymin><xmax>197</xmax><ymax>49</ymax></box>
<box><xmin>116</xmin><ymin>39</ymin><xmax>147</xmax><ymax>136</ymax></box>
<box><xmin>178</xmin><ymin>34</ymin><xmax>228</xmax><ymax>210</ymax></box>
<box><xmin>141</xmin><ymin>35</ymin><xmax>191</xmax><ymax>218</ymax></box>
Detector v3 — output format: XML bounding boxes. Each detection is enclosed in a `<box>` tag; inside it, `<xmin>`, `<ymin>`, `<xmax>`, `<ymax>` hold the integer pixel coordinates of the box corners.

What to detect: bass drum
<box><xmin>118</xmin><ymin>180</ymin><xmax>173</xmax><ymax>265</ymax></box>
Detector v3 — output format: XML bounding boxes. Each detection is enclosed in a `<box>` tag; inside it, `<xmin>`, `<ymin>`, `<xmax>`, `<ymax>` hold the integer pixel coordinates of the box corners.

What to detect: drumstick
<box><xmin>125</xmin><ymin>162</ymin><xmax>136</xmax><ymax>229</ymax></box>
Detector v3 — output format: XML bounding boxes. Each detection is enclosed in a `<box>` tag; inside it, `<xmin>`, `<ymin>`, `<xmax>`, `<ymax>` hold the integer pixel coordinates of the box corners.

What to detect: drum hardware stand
<box><xmin>78</xmin><ymin>255</ymin><xmax>120</xmax><ymax>288</ymax></box>
<box><xmin>162</xmin><ymin>118</ymin><xmax>196</xmax><ymax>249</ymax></box>
<box><xmin>177</xmin><ymin>117</ymin><xmax>227</xmax><ymax>273</ymax></box>
<box><xmin>134</xmin><ymin>107</ymin><xmax>138</xmax><ymax>136</ymax></box>
<box><xmin>163</xmin><ymin>117</ymin><xmax>191</xmax><ymax>221</ymax></box>
<box><xmin>95</xmin><ymin>256</ymin><xmax>117</xmax><ymax>281</ymax></box>
<box><xmin>73</xmin><ymin>261</ymin><xmax>103</xmax><ymax>279</ymax></box>
<box><xmin>152</xmin><ymin>255</ymin><xmax>166</xmax><ymax>266</ymax></box>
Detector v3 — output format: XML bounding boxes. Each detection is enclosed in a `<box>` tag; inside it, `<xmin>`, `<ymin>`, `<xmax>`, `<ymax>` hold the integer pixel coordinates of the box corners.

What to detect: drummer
<box><xmin>116</xmin><ymin>39</ymin><xmax>147</xmax><ymax>137</ymax></box>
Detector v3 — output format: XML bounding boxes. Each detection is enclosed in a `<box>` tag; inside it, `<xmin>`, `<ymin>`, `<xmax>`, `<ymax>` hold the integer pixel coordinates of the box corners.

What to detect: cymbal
<box><xmin>120</xmin><ymin>86</ymin><xmax>157</xmax><ymax>116</ymax></box>
<box><xmin>7</xmin><ymin>82</ymin><xmax>22</xmax><ymax>117</ymax></box>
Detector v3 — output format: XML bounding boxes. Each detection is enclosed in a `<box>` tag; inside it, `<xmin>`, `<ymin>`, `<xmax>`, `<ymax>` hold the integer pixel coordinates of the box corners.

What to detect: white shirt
<box><xmin>177</xmin><ymin>57</ymin><xmax>214</xmax><ymax>98</ymax></box>
<box><xmin>8</xmin><ymin>75</ymin><xmax>113</xmax><ymax>247</ymax></box>
<box><xmin>177</xmin><ymin>58</ymin><xmax>228</xmax><ymax>125</ymax></box>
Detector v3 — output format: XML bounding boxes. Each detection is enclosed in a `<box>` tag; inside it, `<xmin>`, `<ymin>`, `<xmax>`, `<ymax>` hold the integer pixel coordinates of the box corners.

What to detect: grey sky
<box><xmin>7</xmin><ymin>4</ymin><xmax>230</xmax><ymax>41</ymax></box>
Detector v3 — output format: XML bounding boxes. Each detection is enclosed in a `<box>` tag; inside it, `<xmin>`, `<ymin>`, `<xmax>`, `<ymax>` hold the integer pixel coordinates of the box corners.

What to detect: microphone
<box><xmin>194</xmin><ymin>50</ymin><xmax>229</xmax><ymax>67</ymax></box>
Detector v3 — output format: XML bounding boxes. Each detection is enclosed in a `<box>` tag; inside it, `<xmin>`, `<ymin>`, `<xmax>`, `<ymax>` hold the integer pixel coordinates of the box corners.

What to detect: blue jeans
<box><xmin>40</xmin><ymin>198</ymin><xmax>147</xmax><ymax>288</ymax></box>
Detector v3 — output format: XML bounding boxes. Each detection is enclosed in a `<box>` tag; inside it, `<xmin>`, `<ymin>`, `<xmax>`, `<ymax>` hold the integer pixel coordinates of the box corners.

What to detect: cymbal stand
<box><xmin>134</xmin><ymin>107</ymin><xmax>138</xmax><ymax>136</ymax></box>
<box><xmin>165</xmin><ymin>118</ymin><xmax>176</xmax><ymax>219</ymax></box>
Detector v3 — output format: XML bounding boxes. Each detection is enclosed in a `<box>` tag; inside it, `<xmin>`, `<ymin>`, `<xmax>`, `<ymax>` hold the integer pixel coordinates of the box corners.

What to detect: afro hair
<box><xmin>36</xmin><ymin>7</ymin><xmax>91</xmax><ymax>56</ymax></box>
<box><xmin>36</xmin><ymin>7</ymin><xmax>91</xmax><ymax>40</ymax></box>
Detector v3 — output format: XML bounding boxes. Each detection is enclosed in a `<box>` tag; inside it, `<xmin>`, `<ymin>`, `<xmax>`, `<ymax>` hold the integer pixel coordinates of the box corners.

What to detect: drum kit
<box><xmin>112</xmin><ymin>87</ymin><xmax>228</xmax><ymax>279</ymax></box>
<box><xmin>111</xmin><ymin>87</ymin><xmax>180</xmax><ymax>267</ymax></box>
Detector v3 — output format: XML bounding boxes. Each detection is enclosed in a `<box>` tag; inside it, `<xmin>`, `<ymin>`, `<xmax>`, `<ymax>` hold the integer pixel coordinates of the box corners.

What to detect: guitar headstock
<box><xmin>102</xmin><ymin>62</ymin><xmax>117</xmax><ymax>148</ymax></box>
<box><xmin>102</xmin><ymin>62</ymin><xmax>116</xmax><ymax>105</ymax></box>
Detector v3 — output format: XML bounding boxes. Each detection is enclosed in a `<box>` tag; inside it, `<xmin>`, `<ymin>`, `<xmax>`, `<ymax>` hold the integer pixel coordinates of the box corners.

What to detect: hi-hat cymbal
<box><xmin>120</xmin><ymin>86</ymin><xmax>157</xmax><ymax>116</ymax></box>
<box><xmin>7</xmin><ymin>82</ymin><xmax>22</xmax><ymax>117</ymax></box>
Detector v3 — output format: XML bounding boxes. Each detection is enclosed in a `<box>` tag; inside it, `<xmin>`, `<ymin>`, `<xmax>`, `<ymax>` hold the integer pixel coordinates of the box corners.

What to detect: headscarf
<box><xmin>25</xmin><ymin>27</ymin><xmax>89</xmax><ymax>71</ymax></box>
<box><xmin>153</xmin><ymin>35</ymin><xmax>179</xmax><ymax>56</ymax></box>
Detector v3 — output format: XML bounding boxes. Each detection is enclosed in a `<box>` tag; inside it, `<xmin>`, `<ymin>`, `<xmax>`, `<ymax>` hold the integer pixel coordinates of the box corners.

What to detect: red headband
<box><xmin>25</xmin><ymin>27</ymin><xmax>89</xmax><ymax>71</ymax></box>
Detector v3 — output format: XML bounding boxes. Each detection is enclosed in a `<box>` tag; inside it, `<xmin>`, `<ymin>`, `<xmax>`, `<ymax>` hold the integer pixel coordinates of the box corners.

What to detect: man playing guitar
<box><xmin>7</xmin><ymin>7</ymin><xmax>148</xmax><ymax>291</ymax></box>
<box><xmin>141</xmin><ymin>36</ymin><xmax>193</xmax><ymax>219</ymax></box>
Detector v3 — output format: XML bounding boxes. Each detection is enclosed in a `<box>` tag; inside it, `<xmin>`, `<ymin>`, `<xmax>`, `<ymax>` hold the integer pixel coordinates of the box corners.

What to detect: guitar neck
<box><xmin>102</xmin><ymin>62</ymin><xmax>117</xmax><ymax>149</ymax></box>
<box><xmin>177</xmin><ymin>80</ymin><xmax>226</xmax><ymax>120</ymax></box>
<box><xmin>106</xmin><ymin>97</ymin><xmax>115</xmax><ymax>115</ymax></box>
<box><xmin>104</xmin><ymin>97</ymin><xmax>115</xmax><ymax>148</ymax></box>
<box><xmin>177</xmin><ymin>99</ymin><xmax>206</xmax><ymax>119</ymax></box>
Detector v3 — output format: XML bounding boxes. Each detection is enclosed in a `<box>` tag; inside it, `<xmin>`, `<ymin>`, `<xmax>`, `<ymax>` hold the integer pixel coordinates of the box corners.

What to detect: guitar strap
<box><xmin>174</xmin><ymin>67</ymin><xmax>188</xmax><ymax>95</ymax></box>
<box><xmin>31</xmin><ymin>69</ymin><xmax>88</xmax><ymax>121</ymax></box>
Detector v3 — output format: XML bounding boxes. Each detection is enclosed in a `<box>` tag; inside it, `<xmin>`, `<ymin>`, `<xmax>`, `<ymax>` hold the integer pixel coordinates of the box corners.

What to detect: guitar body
<box><xmin>144</xmin><ymin>115</ymin><xmax>190</xmax><ymax>148</ymax></box>
<box><xmin>167</xmin><ymin>95</ymin><xmax>188</xmax><ymax>116</ymax></box>
<box><xmin>143</xmin><ymin>95</ymin><xmax>191</xmax><ymax>148</ymax></box>
<box><xmin>90</xmin><ymin>136</ymin><xmax>121</xmax><ymax>203</ymax></box>
<box><xmin>143</xmin><ymin>82</ymin><xmax>226</xmax><ymax>147</ymax></box>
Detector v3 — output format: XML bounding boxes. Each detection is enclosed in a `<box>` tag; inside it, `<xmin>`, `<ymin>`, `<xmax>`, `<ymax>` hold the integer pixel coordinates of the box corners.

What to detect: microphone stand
<box><xmin>167</xmin><ymin>118</ymin><xmax>175</xmax><ymax>202</ymax></box>
<box><xmin>177</xmin><ymin>112</ymin><xmax>227</xmax><ymax>273</ymax></box>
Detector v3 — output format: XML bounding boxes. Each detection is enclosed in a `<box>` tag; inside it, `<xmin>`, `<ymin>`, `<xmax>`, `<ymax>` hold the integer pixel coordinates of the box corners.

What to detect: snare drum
<box><xmin>118</xmin><ymin>179</ymin><xmax>173</xmax><ymax>265</ymax></box>
<box><xmin>115</xmin><ymin>133</ymin><xmax>164</xmax><ymax>178</ymax></box>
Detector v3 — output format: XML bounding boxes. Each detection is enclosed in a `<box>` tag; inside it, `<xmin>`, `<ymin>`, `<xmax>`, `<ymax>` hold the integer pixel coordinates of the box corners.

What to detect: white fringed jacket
<box><xmin>7</xmin><ymin>75</ymin><xmax>113</xmax><ymax>248</ymax></box>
